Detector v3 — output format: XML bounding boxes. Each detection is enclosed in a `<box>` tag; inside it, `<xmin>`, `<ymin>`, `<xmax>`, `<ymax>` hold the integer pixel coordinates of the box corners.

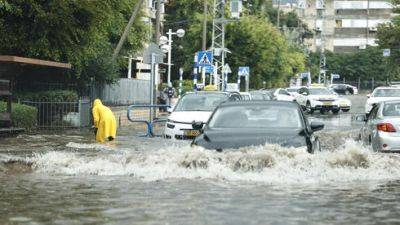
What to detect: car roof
<box><xmin>218</xmin><ymin>100</ymin><xmax>299</xmax><ymax>108</ymax></box>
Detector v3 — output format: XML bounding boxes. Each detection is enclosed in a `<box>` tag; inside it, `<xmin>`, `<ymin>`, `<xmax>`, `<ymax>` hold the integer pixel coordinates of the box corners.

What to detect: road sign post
<box><xmin>222</xmin><ymin>64</ymin><xmax>232</xmax><ymax>91</ymax></box>
<box><xmin>179</xmin><ymin>68</ymin><xmax>183</xmax><ymax>98</ymax></box>
<box><xmin>238</xmin><ymin>67</ymin><xmax>250</xmax><ymax>92</ymax></box>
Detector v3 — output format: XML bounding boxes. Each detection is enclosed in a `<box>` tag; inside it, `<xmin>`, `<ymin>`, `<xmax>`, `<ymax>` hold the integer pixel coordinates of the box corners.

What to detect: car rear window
<box><xmin>383</xmin><ymin>103</ymin><xmax>400</xmax><ymax>117</ymax></box>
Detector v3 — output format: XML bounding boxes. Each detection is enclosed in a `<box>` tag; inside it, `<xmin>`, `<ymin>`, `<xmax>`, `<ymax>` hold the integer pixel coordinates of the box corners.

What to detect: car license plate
<box><xmin>323</xmin><ymin>102</ymin><xmax>332</xmax><ymax>106</ymax></box>
<box><xmin>184</xmin><ymin>130</ymin><xmax>200</xmax><ymax>137</ymax></box>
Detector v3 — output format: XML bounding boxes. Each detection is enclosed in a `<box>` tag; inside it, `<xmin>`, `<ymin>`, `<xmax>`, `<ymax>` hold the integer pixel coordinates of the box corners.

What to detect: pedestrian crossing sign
<box><xmin>238</xmin><ymin>67</ymin><xmax>249</xmax><ymax>76</ymax></box>
<box><xmin>197</xmin><ymin>51</ymin><xmax>213</xmax><ymax>67</ymax></box>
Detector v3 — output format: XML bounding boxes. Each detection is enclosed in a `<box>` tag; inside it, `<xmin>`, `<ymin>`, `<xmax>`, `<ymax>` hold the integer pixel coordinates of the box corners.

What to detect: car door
<box><xmin>363</xmin><ymin>105</ymin><xmax>379</xmax><ymax>144</ymax></box>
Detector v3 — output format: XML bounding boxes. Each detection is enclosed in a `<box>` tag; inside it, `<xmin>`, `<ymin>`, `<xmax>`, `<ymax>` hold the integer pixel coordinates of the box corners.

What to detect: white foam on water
<box><xmin>26</xmin><ymin>139</ymin><xmax>400</xmax><ymax>184</ymax></box>
<box><xmin>66</xmin><ymin>142</ymin><xmax>117</xmax><ymax>151</ymax></box>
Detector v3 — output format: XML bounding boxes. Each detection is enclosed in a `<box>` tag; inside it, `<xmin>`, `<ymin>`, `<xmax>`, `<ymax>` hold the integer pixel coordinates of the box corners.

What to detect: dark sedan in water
<box><xmin>192</xmin><ymin>101</ymin><xmax>324</xmax><ymax>153</ymax></box>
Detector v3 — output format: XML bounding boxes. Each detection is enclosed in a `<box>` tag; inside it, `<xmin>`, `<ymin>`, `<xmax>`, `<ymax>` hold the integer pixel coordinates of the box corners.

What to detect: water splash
<box><xmin>10</xmin><ymin>139</ymin><xmax>398</xmax><ymax>184</ymax></box>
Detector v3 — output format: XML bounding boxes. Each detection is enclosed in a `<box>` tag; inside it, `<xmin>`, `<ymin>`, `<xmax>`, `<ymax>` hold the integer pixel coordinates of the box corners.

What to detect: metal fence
<box><xmin>333</xmin><ymin>79</ymin><xmax>390</xmax><ymax>91</ymax></box>
<box><xmin>21</xmin><ymin>99</ymin><xmax>91</xmax><ymax>129</ymax></box>
<box><xmin>95</xmin><ymin>79</ymin><xmax>150</xmax><ymax>105</ymax></box>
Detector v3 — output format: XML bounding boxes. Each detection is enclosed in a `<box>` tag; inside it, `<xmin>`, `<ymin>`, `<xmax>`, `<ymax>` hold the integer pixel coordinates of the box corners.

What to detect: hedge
<box><xmin>14</xmin><ymin>90</ymin><xmax>78</xmax><ymax>102</ymax></box>
<box><xmin>0</xmin><ymin>102</ymin><xmax>37</xmax><ymax>130</ymax></box>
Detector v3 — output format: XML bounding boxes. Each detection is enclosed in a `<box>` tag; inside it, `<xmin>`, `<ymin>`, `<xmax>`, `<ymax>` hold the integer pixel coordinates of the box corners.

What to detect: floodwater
<box><xmin>2</xmin><ymin>95</ymin><xmax>400</xmax><ymax>225</ymax></box>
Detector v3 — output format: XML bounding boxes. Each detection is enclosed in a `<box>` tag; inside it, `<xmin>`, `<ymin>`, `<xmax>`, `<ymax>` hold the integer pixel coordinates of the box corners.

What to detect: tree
<box><xmin>164</xmin><ymin>0</ymin><xmax>307</xmax><ymax>88</ymax></box>
<box><xmin>377</xmin><ymin>0</ymin><xmax>400</xmax><ymax>79</ymax></box>
<box><xmin>0</xmin><ymin>0</ymin><xmax>148</xmax><ymax>85</ymax></box>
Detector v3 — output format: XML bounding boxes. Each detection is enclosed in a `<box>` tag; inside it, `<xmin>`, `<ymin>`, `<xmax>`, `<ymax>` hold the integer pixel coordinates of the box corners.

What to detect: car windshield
<box><xmin>208</xmin><ymin>105</ymin><xmax>303</xmax><ymax>129</ymax></box>
<box><xmin>383</xmin><ymin>103</ymin><xmax>400</xmax><ymax>117</ymax></box>
<box><xmin>174</xmin><ymin>93</ymin><xmax>228</xmax><ymax>111</ymax></box>
<box><xmin>309</xmin><ymin>88</ymin><xmax>331</xmax><ymax>95</ymax></box>
<box><xmin>286</xmin><ymin>88</ymin><xmax>299</xmax><ymax>93</ymax></box>
<box><xmin>372</xmin><ymin>89</ymin><xmax>400</xmax><ymax>97</ymax></box>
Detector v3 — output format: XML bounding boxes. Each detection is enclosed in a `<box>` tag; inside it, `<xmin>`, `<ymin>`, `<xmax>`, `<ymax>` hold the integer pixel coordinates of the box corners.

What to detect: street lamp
<box><xmin>160</xmin><ymin>28</ymin><xmax>185</xmax><ymax>87</ymax></box>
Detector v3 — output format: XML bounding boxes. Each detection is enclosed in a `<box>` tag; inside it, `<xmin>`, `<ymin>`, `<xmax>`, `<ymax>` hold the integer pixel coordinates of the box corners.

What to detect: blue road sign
<box><xmin>197</xmin><ymin>51</ymin><xmax>213</xmax><ymax>67</ymax></box>
<box><xmin>205</xmin><ymin>66</ymin><xmax>214</xmax><ymax>74</ymax></box>
<box><xmin>238</xmin><ymin>67</ymin><xmax>250</xmax><ymax>76</ymax></box>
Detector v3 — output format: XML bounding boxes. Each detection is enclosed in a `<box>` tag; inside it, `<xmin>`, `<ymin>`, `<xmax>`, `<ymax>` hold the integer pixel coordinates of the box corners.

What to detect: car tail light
<box><xmin>377</xmin><ymin>123</ymin><xmax>396</xmax><ymax>132</ymax></box>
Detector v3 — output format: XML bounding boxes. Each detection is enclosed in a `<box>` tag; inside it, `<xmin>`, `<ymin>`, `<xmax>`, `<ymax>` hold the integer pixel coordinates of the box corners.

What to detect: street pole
<box><xmin>155</xmin><ymin>0</ymin><xmax>161</xmax><ymax>43</ymax></box>
<box><xmin>245</xmin><ymin>74</ymin><xmax>249</xmax><ymax>92</ymax></box>
<box><xmin>366</xmin><ymin>0</ymin><xmax>370</xmax><ymax>46</ymax></box>
<box><xmin>167</xmin><ymin>29</ymin><xmax>173</xmax><ymax>87</ymax></box>
<box><xmin>150</xmin><ymin>53</ymin><xmax>156</xmax><ymax>122</ymax></box>
<box><xmin>179</xmin><ymin>68</ymin><xmax>183</xmax><ymax>98</ymax></box>
<box><xmin>202</xmin><ymin>1</ymin><xmax>208</xmax><ymax>51</ymax></box>
<box><xmin>112</xmin><ymin>0</ymin><xmax>145</xmax><ymax>60</ymax></box>
<box><xmin>277</xmin><ymin>0</ymin><xmax>281</xmax><ymax>29</ymax></box>
<box><xmin>127</xmin><ymin>54</ymin><xmax>132</xmax><ymax>79</ymax></box>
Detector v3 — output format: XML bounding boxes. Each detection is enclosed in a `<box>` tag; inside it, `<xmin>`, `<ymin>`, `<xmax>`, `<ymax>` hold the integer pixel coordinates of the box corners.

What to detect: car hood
<box><xmin>194</xmin><ymin>128</ymin><xmax>307</xmax><ymax>150</ymax></box>
<box><xmin>367</xmin><ymin>97</ymin><xmax>400</xmax><ymax>105</ymax></box>
<box><xmin>169</xmin><ymin>111</ymin><xmax>213</xmax><ymax>123</ymax></box>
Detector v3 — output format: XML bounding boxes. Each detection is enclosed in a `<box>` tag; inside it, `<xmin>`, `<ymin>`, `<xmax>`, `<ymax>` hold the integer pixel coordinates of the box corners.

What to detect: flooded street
<box><xmin>2</xmin><ymin>95</ymin><xmax>400</xmax><ymax>224</ymax></box>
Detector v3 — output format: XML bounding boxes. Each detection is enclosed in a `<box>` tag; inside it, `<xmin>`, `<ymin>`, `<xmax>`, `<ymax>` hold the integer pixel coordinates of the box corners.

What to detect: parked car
<box><xmin>270</xmin><ymin>88</ymin><xmax>295</xmax><ymax>102</ymax></box>
<box><xmin>358</xmin><ymin>100</ymin><xmax>400</xmax><ymax>152</ymax></box>
<box><xmin>286</xmin><ymin>87</ymin><xmax>302</xmax><ymax>98</ymax></box>
<box><xmin>365</xmin><ymin>87</ymin><xmax>400</xmax><ymax>114</ymax></box>
<box><xmin>249</xmin><ymin>91</ymin><xmax>273</xmax><ymax>101</ymax></box>
<box><xmin>330</xmin><ymin>84</ymin><xmax>358</xmax><ymax>95</ymax></box>
<box><xmin>296</xmin><ymin>87</ymin><xmax>341</xmax><ymax>114</ymax></box>
<box><xmin>165</xmin><ymin>91</ymin><xmax>237</xmax><ymax>140</ymax></box>
<box><xmin>239</xmin><ymin>92</ymin><xmax>252</xmax><ymax>101</ymax></box>
<box><xmin>329</xmin><ymin>89</ymin><xmax>352</xmax><ymax>112</ymax></box>
<box><xmin>192</xmin><ymin>101</ymin><xmax>324</xmax><ymax>153</ymax></box>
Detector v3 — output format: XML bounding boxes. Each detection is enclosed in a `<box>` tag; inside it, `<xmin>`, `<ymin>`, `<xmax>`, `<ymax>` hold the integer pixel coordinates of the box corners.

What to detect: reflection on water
<box><xmin>0</xmin><ymin>115</ymin><xmax>400</xmax><ymax>224</ymax></box>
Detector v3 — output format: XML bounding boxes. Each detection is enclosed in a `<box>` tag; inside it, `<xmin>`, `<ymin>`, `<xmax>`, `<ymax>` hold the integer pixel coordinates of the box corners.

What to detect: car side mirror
<box><xmin>310</xmin><ymin>122</ymin><xmax>324</xmax><ymax>132</ymax></box>
<box><xmin>192</xmin><ymin>121</ymin><xmax>204</xmax><ymax>130</ymax></box>
<box><xmin>355</xmin><ymin>115</ymin><xmax>367</xmax><ymax>122</ymax></box>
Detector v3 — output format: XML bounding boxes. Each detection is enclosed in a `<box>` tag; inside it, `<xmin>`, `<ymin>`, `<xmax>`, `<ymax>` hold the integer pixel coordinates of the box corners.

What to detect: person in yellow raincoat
<box><xmin>92</xmin><ymin>99</ymin><xmax>117</xmax><ymax>142</ymax></box>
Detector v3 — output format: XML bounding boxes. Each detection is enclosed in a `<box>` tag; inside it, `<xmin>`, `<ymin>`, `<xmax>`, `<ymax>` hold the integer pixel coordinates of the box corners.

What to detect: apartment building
<box><xmin>297</xmin><ymin>0</ymin><xmax>393</xmax><ymax>53</ymax></box>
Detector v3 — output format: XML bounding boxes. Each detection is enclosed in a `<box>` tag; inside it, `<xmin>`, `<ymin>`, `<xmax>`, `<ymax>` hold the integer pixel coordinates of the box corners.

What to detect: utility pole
<box><xmin>366</xmin><ymin>0</ymin><xmax>370</xmax><ymax>46</ymax></box>
<box><xmin>202</xmin><ymin>1</ymin><xmax>208</xmax><ymax>51</ymax></box>
<box><xmin>277</xmin><ymin>0</ymin><xmax>281</xmax><ymax>29</ymax></box>
<box><xmin>212</xmin><ymin>0</ymin><xmax>227</xmax><ymax>90</ymax></box>
<box><xmin>112</xmin><ymin>0</ymin><xmax>145</xmax><ymax>60</ymax></box>
<box><xmin>155</xmin><ymin>0</ymin><xmax>161</xmax><ymax>44</ymax></box>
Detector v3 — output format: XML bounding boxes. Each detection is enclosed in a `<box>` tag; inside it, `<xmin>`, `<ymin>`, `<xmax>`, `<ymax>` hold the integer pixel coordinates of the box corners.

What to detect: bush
<box><xmin>14</xmin><ymin>90</ymin><xmax>78</xmax><ymax>102</ymax></box>
<box><xmin>0</xmin><ymin>102</ymin><xmax>37</xmax><ymax>130</ymax></box>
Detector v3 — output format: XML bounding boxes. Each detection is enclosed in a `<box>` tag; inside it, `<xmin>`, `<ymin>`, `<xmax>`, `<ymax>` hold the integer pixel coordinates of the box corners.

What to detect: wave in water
<box><xmin>1</xmin><ymin>139</ymin><xmax>394</xmax><ymax>184</ymax></box>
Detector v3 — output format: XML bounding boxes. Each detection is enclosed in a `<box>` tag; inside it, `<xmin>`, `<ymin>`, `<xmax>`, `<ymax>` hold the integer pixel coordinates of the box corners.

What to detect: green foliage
<box><xmin>164</xmin><ymin>1</ymin><xmax>307</xmax><ymax>88</ymax></box>
<box><xmin>0</xmin><ymin>101</ymin><xmax>37</xmax><ymax>130</ymax></box>
<box><xmin>14</xmin><ymin>90</ymin><xmax>78</xmax><ymax>102</ymax></box>
<box><xmin>172</xmin><ymin>80</ymin><xmax>194</xmax><ymax>95</ymax></box>
<box><xmin>309</xmin><ymin>47</ymin><xmax>390</xmax><ymax>81</ymax></box>
<box><xmin>0</xmin><ymin>0</ymin><xmax>148</xmax><ymax>85</ymax></box>
<box><xmin>226</xmin><ymin>16</ymin><xmax>305</xmax><ymax>88</ymax></box>
<box><xmin>376</xmin><ymin>0</ymin><xmax>400</xmax><ymax>78</ymax></box>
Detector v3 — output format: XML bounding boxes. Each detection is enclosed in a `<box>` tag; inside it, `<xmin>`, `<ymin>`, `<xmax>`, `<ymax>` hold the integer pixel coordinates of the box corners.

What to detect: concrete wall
<box><xmin>97</xmin><ymin>79</ymin><xmax>150</xmax><ymax>105</ymax></box>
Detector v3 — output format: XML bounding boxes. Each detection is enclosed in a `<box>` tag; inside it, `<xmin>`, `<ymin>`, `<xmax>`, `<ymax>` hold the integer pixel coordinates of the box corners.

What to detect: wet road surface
<box><xmin>2</xmin><ymin>94</ymin><xmax>400</xmax><ymax>225</ymax></box>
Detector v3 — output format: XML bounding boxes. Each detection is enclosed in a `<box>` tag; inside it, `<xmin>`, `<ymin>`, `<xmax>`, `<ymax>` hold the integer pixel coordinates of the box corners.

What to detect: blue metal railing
<box><xmin>127</xmin><ymin>104</ymin><xmax>170</xmax><ymax>137</ymax></box>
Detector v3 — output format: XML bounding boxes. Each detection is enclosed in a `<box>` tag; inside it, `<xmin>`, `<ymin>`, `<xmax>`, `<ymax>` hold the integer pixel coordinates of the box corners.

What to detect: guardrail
<box><xmin>127</xmin><ymin>104</ymin><xmax>170</xmax><ymax>137</ymax></box>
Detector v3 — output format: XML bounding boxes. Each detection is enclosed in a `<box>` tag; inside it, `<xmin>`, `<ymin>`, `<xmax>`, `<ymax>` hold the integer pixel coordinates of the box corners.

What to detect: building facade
<box><xmin>298</xmin><ymin>0</ymin><xmax>393</xmax><ymax>53</ymax></box>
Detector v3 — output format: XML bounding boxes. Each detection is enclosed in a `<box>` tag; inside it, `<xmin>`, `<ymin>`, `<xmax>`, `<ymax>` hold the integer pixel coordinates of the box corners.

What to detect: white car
<box><xmin>365</xmin><ymin>87</ymin><xmax>400</xmax><ymax>114</ymax></box>
<box><xmin>296</xmin><ymin>87</ymin><xmax>341</xmax><ymax>114</ymax></box>
<box><xmin>286</xmin><ymin>87</ymin><xmax>302</xmax><ymax>99</ymax></box>
<box><xmin>271</xmin><ymin>88</ymin><xmax>295</xmax><ymax>101</ymax></box>
<box><xmin>164</xmin><ymin>92</ymin><xmax>231</xmax><ymax>140</ymax></box>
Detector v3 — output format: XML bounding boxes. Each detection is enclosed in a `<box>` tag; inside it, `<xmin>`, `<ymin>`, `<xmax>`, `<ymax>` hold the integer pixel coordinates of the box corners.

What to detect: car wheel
<box><xmin>306</xmin><ymin>102</ymin><xmax>314</xmax><ymax>114</ymax></box>
<box><xmin>342</xmin><ymin>109</ymin><xmax>350</xmax><ymax>112</ymax></box>
<box><xmin>332</xmin><ymin>109</ymin><xmax>340</xmax><ymax>115</ymax></box>
<box><xmin>320</xmin><ymin>109</ymin><xmax>326</xmax><ymax>114</ymax></box>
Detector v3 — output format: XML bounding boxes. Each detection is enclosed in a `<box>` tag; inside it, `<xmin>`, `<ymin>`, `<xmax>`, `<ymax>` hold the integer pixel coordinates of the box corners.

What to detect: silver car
<box><xmin>358</xmin><ymin>100</ymin><xmax>400</xmax><ymax>152</ymax></box>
